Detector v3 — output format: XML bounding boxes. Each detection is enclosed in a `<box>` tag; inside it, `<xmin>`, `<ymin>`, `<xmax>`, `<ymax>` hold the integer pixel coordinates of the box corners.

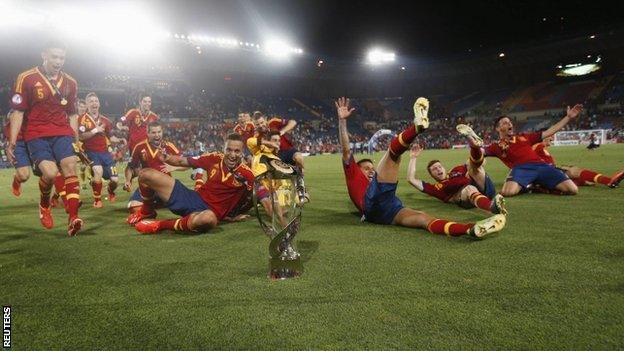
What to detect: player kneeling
<box><xmin>127</xmin><ymin>134</ymin><xmax>254</xmax><ymax>234</ymax></box>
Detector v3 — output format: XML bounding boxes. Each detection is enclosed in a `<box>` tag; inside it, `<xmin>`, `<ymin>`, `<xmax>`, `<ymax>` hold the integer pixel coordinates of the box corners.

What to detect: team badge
<box><xmin>11</xmin><ymin>94</ymin><xmax>22</xmax><ymax>105</ymax></box>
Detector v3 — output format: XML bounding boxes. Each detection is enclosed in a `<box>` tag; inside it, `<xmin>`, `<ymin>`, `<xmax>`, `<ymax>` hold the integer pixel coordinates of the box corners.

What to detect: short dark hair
<box><xmin>147</xmin><ymin>121</ymin><xmax>162</xmax><ymax>130</ymax></box>
<box><xmin>357</xmin><ymin>158</ymin><xmax>374</xmax><ymax>166</ymax></box>
<box><xmin>226</xmin><ymin>133</ymin><xmax>242</xmax><ymax>142</ymax></box>
<box><xmin>85</xmin><ymin>92</ymin><xmax>98</xmax><ymax>100</ymax></box>
<box><xmin>494</xmin><ymin>115</ymin><xmax>509</xmax><ymax>128</ymax></box>
<box><xmin>426</xmin><ymin>159</ymin><xmax>441</xmax><ymax>176</ymax></box>
<box><xmin>268</xmin><ymin>130</ymin><xmax>281</xmax><ymax>138</ymax></box>
<box><xmin>43</xmin><ymin>40</ymin><xmax>66</xmax><ymax>51</ymax></box>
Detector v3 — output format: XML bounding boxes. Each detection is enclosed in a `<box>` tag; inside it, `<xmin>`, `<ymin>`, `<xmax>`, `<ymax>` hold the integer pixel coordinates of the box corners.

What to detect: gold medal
<box><xmin>60</xmin><ymin>98</ymin><xmax>68</xmax><ymax>105</ymax></box>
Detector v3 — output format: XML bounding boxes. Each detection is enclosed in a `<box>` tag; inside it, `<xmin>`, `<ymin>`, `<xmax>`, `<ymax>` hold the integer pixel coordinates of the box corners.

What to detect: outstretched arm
<box><xmin>161</xmin><ymin>154</ymin><xmax>191</xmax><ymax>167</ymax></box>
<box><xmin>280</xmin><ymin>119</ymin><xmax>297</xmax><ymax>135</ymax></box>
<box><xmin>541</xmin><ymin>104</ymin><xmax>583</xmax><ymax>139</ymax></box>
<box><xmin>406</xmin><ymin>144</ymin><xmax>424</xmax><ymax>191</ymax></box>
<box><xmin>335</xmin><ymin>97</ymin><xmax>355</xmax><ymax>162</ymax></box>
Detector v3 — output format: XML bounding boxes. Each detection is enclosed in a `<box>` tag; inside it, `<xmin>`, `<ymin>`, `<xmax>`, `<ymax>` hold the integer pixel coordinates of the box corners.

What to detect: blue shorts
<box><xmin>278</xmin><ymin>148</ymin><xmax>299</xmax><ymax>166</ymax></box>
<box><xmin>363</xmin><ymin>175</ymin><xmax>404</xmax><ymax>225</ymax></box>
<box><xmin>165</xmin><ymin>179</ymin><xmax>210</xmax><ymax>216</ymax></box>
<box><xmin>473</xmin><ymin>173</ymin><xmax>496</xmax><ymax>199</ymax></box>
<box><xmin>86</xmin><ymin>151</ymin><xmax>117</xmax><ymax>180</ymax></box>
<box><xmin>14</xmin><ymin>140</ymin><xmax>32</xmax><ymax>168</ymax></box>
<box><xmin>26</xmin><ymin>136</ymin><xmax>75</xmax><ymax>167</ymax></box>
<box><xmin>508</xmin><ymin>162</ymin><xmax>569</xmax><ymax>189</ymax></box>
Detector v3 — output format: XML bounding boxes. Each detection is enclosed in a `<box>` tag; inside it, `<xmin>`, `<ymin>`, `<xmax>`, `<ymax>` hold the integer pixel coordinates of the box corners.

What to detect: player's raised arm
<box><xmin>335</xmin><ymin>97</ymin><xmax>355</xmax><ymax>162</ymax></box>
<box><xmin>541</xmin><ymin>104</ymin><xmax>583</xmax><ymax>139</ymax></box>
<box><xmin>280</xmin><ymin>119</ymin><xmax>297</xmax><ymax>135</ymax></box>
<box><xmin>406</xmin><ymin>144</ymin><xmax>425</xmax><ymax>191</ymax></box>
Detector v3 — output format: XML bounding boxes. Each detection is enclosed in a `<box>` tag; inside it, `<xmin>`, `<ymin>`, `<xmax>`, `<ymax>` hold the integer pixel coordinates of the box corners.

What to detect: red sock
<box><xmin>426</xmin><ymin>219</ymin><xmax>473</xmax><ymax>236</ymax></box>
<box><xmin>92</xmin><ymin>180</ymin><xmax>103</xmax><ymax>201</ymax></box>
<box><xmin>38</xmin><ymin>178</ymin><xmax>53</xmax><ymax>208</ymax></box>
<box><xmin>53</xmin><ymin>173</ymin><xmax>64</xmax><ymax>195</ymax></box>
<box><xmin>139</xmin><ymin>182</ymin><xmax>155</xmax><ymax>214</ymax></box>
<box><xmin>107</xmin><ymin>181</ymin><xmax>117</xmax><ymax>196</ymax></box>
<box><xmin>158</xmin><ymin>215</ymin><xmax>194</xmax><ymax>232</ymax></box>
<box><xmin>579</xmin><ymin>170</ymin><xmax>610</xmax><ymax>185</ymax></box>
<box><xmin>64</xmin><ymin>176</ymin><xmax>80</xmax><ymax>219</ymax></box>
<box><xmin>470</xmin><ymin>146</ymin><xmax>484</xmax><ymax>167</ymax></box>
<box><xmin>469</xmin><ymin>192</ymin><xmax>492</xmax><ymax>212</ymax></box>
<box><xmin>389</xmin><ymin>125</ymin><xmax>418</xmax><ymax>161</ymax></box>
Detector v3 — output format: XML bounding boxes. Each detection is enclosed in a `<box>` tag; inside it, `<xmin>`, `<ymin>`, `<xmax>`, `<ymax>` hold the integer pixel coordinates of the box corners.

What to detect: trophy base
<box><xmin>268</xmin><ymin>256</ymin><xmax>303</xmax><ymax>280</ymax></box>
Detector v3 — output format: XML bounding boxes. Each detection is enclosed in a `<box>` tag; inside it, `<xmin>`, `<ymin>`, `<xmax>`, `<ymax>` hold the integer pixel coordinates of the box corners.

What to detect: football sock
<box><xmin>389</xmin><ymin>125</ymin><xmax>418</xmax><ymax>161</ymax></box>
<box><xmin>38</xmin><ymin>178</ymin><xmax>53</xmax><ymax>208</ymax></box>
<box><xmin>64</xmin><ymin>176</ymin><xmax>81</xmax><ymax>219</ymax></box>
<box><xmin>426</xmin><ymin>219</ymin><xmax>473</xmax><ymax>236</ymax></box>
<box><xmin>579</xmin><ymin>170</ymin><xmax>610</xmax><ymax>186</ymax></box>
<box><xmin>92</xmin><ymin>180</ymin><xmax>103</xmax><ymax>201</ymax></box>
<box><xmin>138</xmin><ymin>182</ymin><xmax>155</xmax><ymax>214</ymax></box>
<box><xmin>158</xmin><ymin>215</ymin><xmax>195</xmax><ymax>232</ymax></box>
<box><xmin>469</xmin><ymin>192</ymin><xmax>492</xmax><ymax>212</ymax></box>
<box><xmin>470</xmin><ymin>145</ymin><xmax>484</xmax><ymax>167</ymax></box>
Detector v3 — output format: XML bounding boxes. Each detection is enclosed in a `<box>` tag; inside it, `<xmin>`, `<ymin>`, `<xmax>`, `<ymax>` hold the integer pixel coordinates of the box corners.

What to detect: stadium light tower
<box><xmin>262</xmin><ymin>38</ymin><xmax>303</xmax><ymax>60</ymax></box>
<box><xmin>366</xmin><ymin>48</ymin><xmax>395</xmax><ymax>65</ymax></box>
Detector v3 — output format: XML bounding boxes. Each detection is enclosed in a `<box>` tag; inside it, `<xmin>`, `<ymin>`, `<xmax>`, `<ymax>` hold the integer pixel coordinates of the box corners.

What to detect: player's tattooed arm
<box><xmin>542</xmin><ymin>104</ymin><xmax>583</xmax><ymax>139</ymax></box>
<box><xmin>280</xmin><ymin>119</ymin><xmax>297</xmax><ymax>135</ymax></box>
<box><xmin>6</xmin><ymin>110</ymin><xmax>24</xmax><ymax>164</ymax></box>
<box><xmin>407</xmin><ymin>144</ymin><xmax>425</xmax><ymax>191</ymax></box>
<box><xmin>335</xmin><ymin>97</ymin><xmax>355</xmax><ymax>162</ymax></box>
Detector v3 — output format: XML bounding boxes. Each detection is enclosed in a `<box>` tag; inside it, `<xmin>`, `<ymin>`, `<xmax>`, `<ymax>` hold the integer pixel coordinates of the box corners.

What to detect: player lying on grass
<box><xmin>406</xmin><ymin>133</ymin><xmax>507</xmax><ymax>214</ymax></box>
<box><xmin>483</xmin><ymin>105</ymin><xmax>583</xmax><ymax>197</ymax></box>
<box><xmin>127</xmin><ymin>133</ymin><xmax>255</xmax><ymax>234</ymax></box>
<box><xmin>336</xmin><ymin>97</ymin><xmax>506</xmax><ymax>238</ymax></box>
<box><xmin>532</xmin><ymin>136</ymin><xmax>624</xmax><ymax>189</ymax></box>
<box><xmin>124</xmin><ymin>121</ymin><xmax>185</xmax><ymax>213</ymax></box>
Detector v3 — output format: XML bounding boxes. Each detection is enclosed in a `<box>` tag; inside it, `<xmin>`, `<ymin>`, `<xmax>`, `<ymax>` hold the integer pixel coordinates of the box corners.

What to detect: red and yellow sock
<box><xmin>389</xmin><ymin>125</ymin><xmax>418</xmax><ymax>161</ymax></box>
<box><xmin>38</xmin><ymin>178</ymin><xmax>53</xmax><ymax>208</ymax></box>
<box><xmin>107</xmin><ymin>181</ymin><xmax>117</xmax><ymax>196</ymax></box>
<box><xmin>138</xmin><ymin>182</ymin><xmax>155</xmax><ymax>214</ymax></box>
<box><xmin>157</xmin><ymin>215</ymin><xmax>194</xmax><ymax>232</ymax></box>
<box><xmin>91</xmin><ymin>180</ymin><xmax>103</xmax><ymax>201</ymax></box>
<box><xmin>64</xmin><ymin>176</ymin><xmax>81</xmax><ymax>219</ymax></box>
<box><xmin>470</xmin><ymin>146</ymin><xmax>484</xmax><ymax>167</ymax></box>
<box><xmin>469</xmin><ymin>192</ymin><xmax>492</xmax><ymax>212</ymax></box>
<box><xmin>579</xmin><ymin>170</ymin><xmax>610</xmax><ymax>185</ymax></box>
<box><xmin>426</xmin><ymin>219</ymin><xmax>473</xmax><ymax>236</ymax></box>
<box><xmin>194</xmin><ymin>173</ymin><xmax>205</xmax><ymax>190</ymax></box>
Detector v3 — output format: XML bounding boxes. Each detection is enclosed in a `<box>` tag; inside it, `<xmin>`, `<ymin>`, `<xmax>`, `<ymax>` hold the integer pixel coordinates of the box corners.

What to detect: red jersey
<box><xmin>421</xmin><ymin>164</ymin><xmax>471</xmax><ymax>202</ymax></box>
<box><xmin>129</xmin><ymin>140</ymin><xmax>180</xmax><ymax>174</ymax></box>
<box><xmin>268</xmin><ymin>117</ymin><xmax>295</xmax><ymax>150</ymax></box>
<box><xmin>532</xmin><ymin>143</ymin><xmax>555</xmax><ymax>165</ymax></box>
<box><xmin>187</xmin><ymin>152</ymin><xmax>255</xmax><ymax>220</ymax></box>
<box><xmin>343</xmin><ymin>154</ymin><xmax>369</xmax><ymax>213</ymax></box>
<box><xmin>9</xmin><ymin>67</ymin><xmax>77</xmax><ymax>141</ymax></box>
<box><xmin>484</xmin><ymin>132</ymin><xmax>545</xmax><ymax>169</ymax></box>
<box><xmin>233</xmin><ymin>121</ymin><xmax>255</xmax><ymax>144</ymax></box>
<box><xmin>78</xmin><ymin>113</ymin><xmax>114</xmax><ymax>152</ymax></box>
<box><xmin>3</xmin><ymin>118</ymin><xmax>24</xmax><ymax>142</ymax></box>
<box><xmin>119</xmin><ymin>108</ymin><xmax>159</xmax><ymax>149</ymax></box>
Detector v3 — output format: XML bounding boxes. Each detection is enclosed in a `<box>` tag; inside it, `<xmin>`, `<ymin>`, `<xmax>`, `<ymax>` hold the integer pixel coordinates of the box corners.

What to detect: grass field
<box><xmin>1</xmin><ymin>144</ymin><xmax>624</xmax><ymax>350</ymax></box>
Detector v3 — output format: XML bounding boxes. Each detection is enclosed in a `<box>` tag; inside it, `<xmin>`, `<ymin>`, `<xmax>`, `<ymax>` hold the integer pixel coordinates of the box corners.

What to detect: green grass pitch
<box><xmin>1</xmin><ymin>144</ymin><xmax>623</xmax><ymax>350</ymax></box>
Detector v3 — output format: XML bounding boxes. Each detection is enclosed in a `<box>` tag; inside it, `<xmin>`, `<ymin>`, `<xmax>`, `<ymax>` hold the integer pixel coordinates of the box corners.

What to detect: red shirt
<box><xmin>9</xmin><ymin>67</ymin><xmax>77</xmax><ymax>141</ymax></box>
<box><xmin>119</xmin><ymin>109</ymin><xmax>159</xmax><ymax>149</ymax></box>
<box><xmin>343</xmin><ymin>154</ymin><xmax>369</xmax><ymax>214</ymax></box>
<box><xmin>532</xmin><ymin>143</ymin><xmax>555</xmax><ymax>166</ymax></box>
<box><xmin>78</xmin><ymin>113</ymin><xmax>114</xmax><ymax>153</ymax></box>
<box><xmin>421</xmin><ymin>164</ymin><xmax>472</xmax><ymax>202</ymax></box>
<box><xmin>268</xmin><ymin>117</ymin><xmax>295</xmax><ymax>150</ymax></box>
<box><xmin>484</xmin><ymin>132</ymin><xmax>545</xmax><ymax>169</ymax></box>
<box><xmin>187</xmin><ymin>152</ymin><xmax>255</xmax><ymax>220</ymax></box>
<box><xmin>129</xmin><ymin>140</ymin><xmax>180</xmax><ymax>174</ymax></box>
<box><xmin>234</xmin><ymin>121</ymin><xmax>255</xmax><ymax>145</ymax></box>
<box><xmin>3</xmin><ymin>119</ymin><xmax>24</xmax><ymax>142</ymax></box>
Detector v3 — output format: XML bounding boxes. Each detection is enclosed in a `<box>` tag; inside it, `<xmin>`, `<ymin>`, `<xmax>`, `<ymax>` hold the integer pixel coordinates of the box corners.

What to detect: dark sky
<box><xmin>138</xmin><ymin>0</ymin><xmax>624</xmax><ymax>59</ymax></box>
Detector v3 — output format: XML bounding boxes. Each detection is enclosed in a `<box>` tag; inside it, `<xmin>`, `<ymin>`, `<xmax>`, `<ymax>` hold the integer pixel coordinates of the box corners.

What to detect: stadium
<box><xmin>1</xmin><ymin>1</ymin><xmax>623</xmax><ymax>349</ymax></box>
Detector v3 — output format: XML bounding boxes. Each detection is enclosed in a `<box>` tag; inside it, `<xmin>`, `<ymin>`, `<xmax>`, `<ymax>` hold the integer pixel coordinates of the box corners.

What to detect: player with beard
<box><xmin>128</xmin><ymin>133</ymin><xmax>255</xmax><ymax>234</ymax></box>
<box><xmin>337</xmin><ymin>97</ymin><xmax>506</xmax><ymax>238</ymax></box>
<box><xmin>483</xmin><ymin>106</ymin><xmax>583</xmax><ymax>196</ymax></box>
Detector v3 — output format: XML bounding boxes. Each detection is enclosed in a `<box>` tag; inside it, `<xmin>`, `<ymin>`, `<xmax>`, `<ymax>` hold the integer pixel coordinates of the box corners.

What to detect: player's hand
<box><xmin>123</xmin><ymin>182</ymin><xmax>132</xmax><ymax>192</ymax></box>
<box><xmin>335</xmin><ymin>97</ymin><xmax>355</xmax><ymax>120</ymax></box>
<box><xmin>410</xmin><ymin>143</ymin><xmax>423</xmax><ymax>158</ymax></box>
<box><xmin>566</xmin><ymin>104</ymin><xmax>583</xmax><ymax>120</ymax></box>
<box><xmin>6</xmin><ymin>143</ymin><xmax>16</xmax><ymax>165</ymax></box>
<box><xmin>223</xmin><ymin>214</ymin><xmax>250</xmax><ymax>222</ymax></box>
<box><xmin>266</xmin><ymin>141</ymin><xmax>280</xmax><ymax>150</ymax></box>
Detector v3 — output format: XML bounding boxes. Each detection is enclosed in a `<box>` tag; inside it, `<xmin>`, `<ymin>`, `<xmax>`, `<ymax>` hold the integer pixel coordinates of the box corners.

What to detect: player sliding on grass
<box><xmin>533</xmin><ymin>136</ymin><xmax>624</xmax><ymax>189</ymax></box>
<box><xmin>483</xmin><ymin>106</ymin><xmax>583</xmax><ymax>197</ymax></box>
<box><xmin>336</xmin><ymin>97</ymin><xmax>506</xmax><ymax>238</ymax></box>
<box><xmin>127</xmin><ymin>133</ymin><xmax>255</xmax><ymax>234</ymax></box>
<box><xmin>406</xmin><ymin>128</ymin><xmax>507</xmax><ymax>214</ymax></box>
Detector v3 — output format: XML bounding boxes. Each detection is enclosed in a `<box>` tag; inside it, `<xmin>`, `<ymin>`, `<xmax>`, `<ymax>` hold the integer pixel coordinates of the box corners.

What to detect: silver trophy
<box><xmin>253</xmin><ymin>156</ymin><xmax>305</xmax><ymax>280</ymax></box>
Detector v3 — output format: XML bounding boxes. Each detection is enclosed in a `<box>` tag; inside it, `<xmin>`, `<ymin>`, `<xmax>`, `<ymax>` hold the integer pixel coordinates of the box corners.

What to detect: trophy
<box><xmin>252</xmin><ymin>156</ymin><xmax>306</xmax><ymax>280</ymax></box>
